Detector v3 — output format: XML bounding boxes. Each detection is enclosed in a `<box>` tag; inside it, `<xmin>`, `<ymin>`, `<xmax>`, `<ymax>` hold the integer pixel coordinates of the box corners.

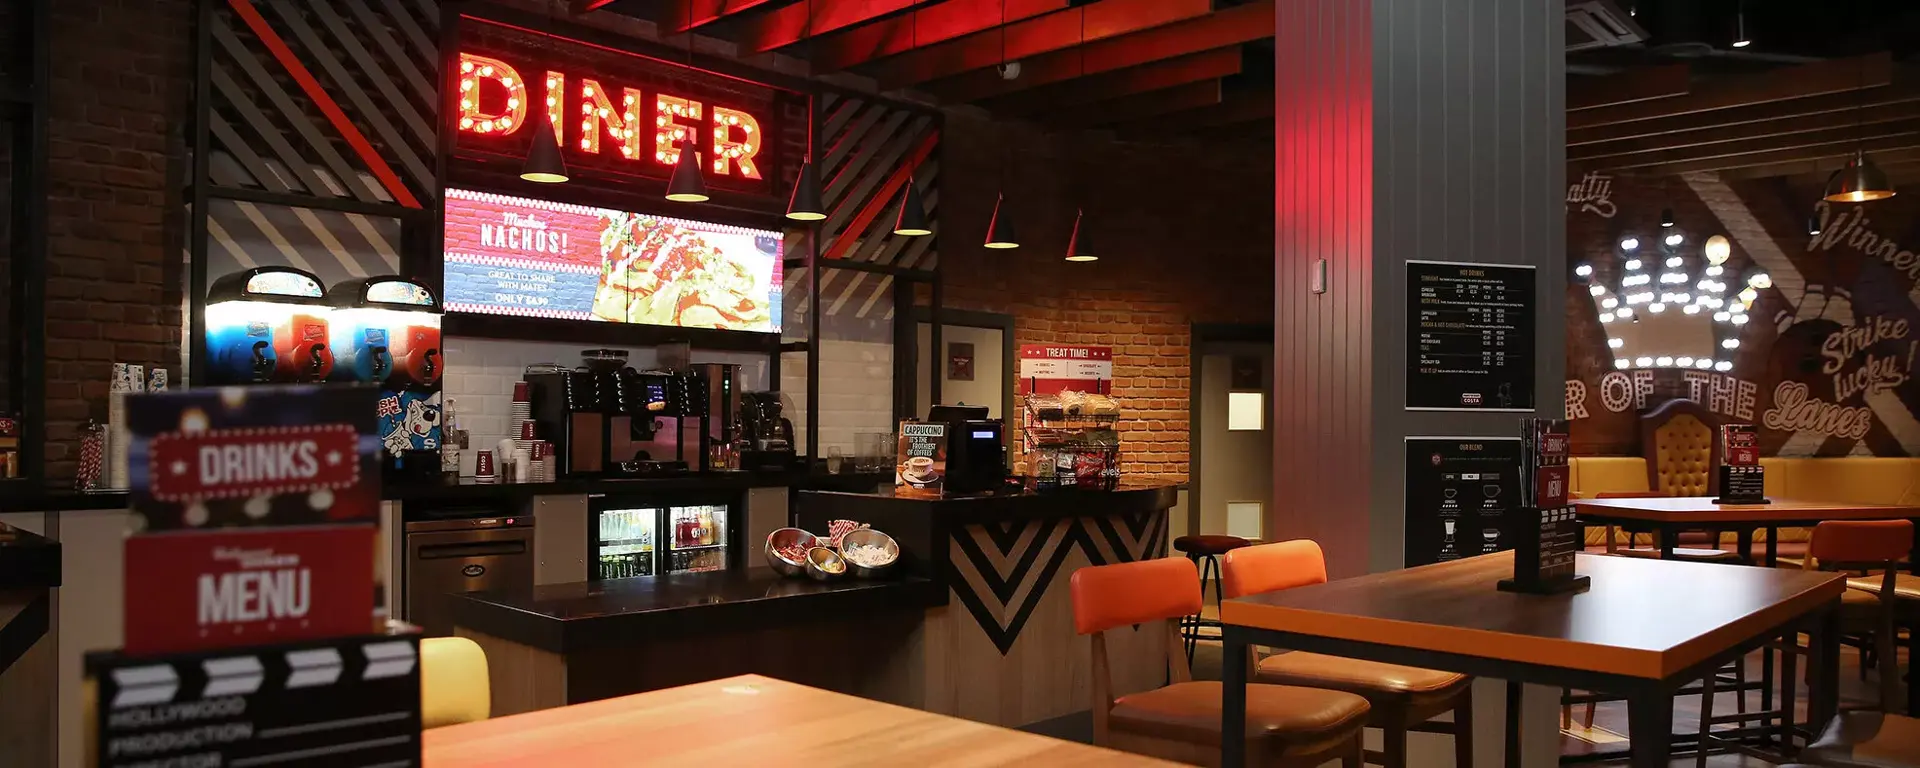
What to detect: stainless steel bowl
<box><xmin>805</xmin><ymin>546</ymin><xmax>849</xmax><ymax>581</ymax></box>
<box><xmin>764</xmin><ymin>527</ymin><xmax>819</xmax><ymax>577</ymax></box>
<box><xmin>838</xmin><ymin>528</ymin><xmax>900</xmax><ymax>579</ymax></box>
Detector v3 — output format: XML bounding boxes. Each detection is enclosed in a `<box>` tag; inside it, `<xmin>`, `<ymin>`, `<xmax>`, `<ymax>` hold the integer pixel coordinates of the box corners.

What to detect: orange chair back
<box><xmin>1070</xmin><ymin>557</ymin><xmax>1201</xmax><ymax>635</ymax></box>
<box><xmin>1219</xmin><ymin>539</ymin><xmax>1327</xmax><ymax>600</ymax></box>
<box><xmin>1809</xmin><ymin>520</ymin><xmax>1914</xmax><ymax>565</ymax></box>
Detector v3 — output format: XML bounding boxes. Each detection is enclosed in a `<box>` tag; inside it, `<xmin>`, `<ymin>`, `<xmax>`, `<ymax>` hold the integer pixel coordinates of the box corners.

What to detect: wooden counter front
<box><xmin>797</xmin><ymin>486</ymin><xmax>1178</xmax><ymax>728</ymax></box>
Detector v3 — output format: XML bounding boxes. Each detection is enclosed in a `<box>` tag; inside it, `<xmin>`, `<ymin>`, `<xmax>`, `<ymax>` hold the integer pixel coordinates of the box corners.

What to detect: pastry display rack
<box><xmin>1020</xmin><ymin>388</ymin><xmax>1122</xmax><ymax>492</ymax></box>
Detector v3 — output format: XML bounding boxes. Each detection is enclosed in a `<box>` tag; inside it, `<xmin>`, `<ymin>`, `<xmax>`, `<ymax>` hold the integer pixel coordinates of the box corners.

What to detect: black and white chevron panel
<box><xmin>947</xmin><ymin>513</ymin><xmax>1170</xmax><ymax>655</ymax></box>
<box><xmin>93</xmin><ymin>635</ymin><xmax>422</xmax><ymax>768</ymax></box>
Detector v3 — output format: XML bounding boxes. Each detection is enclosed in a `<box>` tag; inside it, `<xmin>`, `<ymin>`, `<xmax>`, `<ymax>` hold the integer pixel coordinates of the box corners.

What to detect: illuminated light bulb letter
<box><xmin>544</xmin><ymin>71</ymin><xmax>565</xmax><ymax>141</ymax></box>
<box><xmin>656</xmin><ymin>95</ymin><xmax>703</xmax><ymax>166</ymax></box>
<box><xmin>711</xmin><ymin>107</ymin><xmax>762</xmax><ymax>179</ymax></box>
<box><xmin>577</xmin><ymin>79</ymin><xmax>642</xmax><ymax>157</ymax></box>
<box><xmin>458</xmin><ymin>53</ymin><xmax>526</xmax><ymax>136</ymax></box>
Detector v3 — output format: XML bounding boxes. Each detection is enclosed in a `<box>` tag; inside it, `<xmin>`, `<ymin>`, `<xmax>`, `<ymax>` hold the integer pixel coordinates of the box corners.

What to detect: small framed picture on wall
<box><xmin>948</xmin><ymin>342</ymin><xmax>975</xmax><ymax>381</ymax></box>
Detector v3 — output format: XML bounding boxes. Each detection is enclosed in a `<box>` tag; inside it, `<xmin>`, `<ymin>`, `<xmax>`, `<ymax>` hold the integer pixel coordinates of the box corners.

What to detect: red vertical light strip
<box><xmin>226</xmin><ymin>0</ymin><xmax>423</xmax><ymax>209</ymax></box>
<box><xmin>824</xmin><ymin>132</ymin><xmax>938</xmax><ymax>260</ymax></box>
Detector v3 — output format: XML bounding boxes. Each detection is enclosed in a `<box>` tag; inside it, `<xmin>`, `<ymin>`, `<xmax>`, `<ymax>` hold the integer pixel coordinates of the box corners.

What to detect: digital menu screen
<box><xmin>1406</xmin><ymin>260</ymin><xmax>1535</xmax><ymax>410</ymax></box>
<box><xmin>442</xmin><ymin>188</ymin><xmax>783</xmax><ymax>332</ymax></box>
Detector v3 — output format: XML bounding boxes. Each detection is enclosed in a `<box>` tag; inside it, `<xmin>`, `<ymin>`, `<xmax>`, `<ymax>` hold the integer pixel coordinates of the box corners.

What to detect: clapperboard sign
<box><xmin>1713</xmin><ymin>424</ymin><xmax>1769</xmax><ymax>504</ymax></box>
<box><xmin>1499</xmin><ymin>418</ymin><xmax>1590</xmax><ymax>595</ymax></box>
<box><xmin>89</xmin><ymin>633</ymin><xmax>421</xmax><ymax>767</ymax></box>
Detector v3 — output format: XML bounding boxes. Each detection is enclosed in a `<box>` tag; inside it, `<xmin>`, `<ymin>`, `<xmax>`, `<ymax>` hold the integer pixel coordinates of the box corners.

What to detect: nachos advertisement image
<box><xmin>126</xmin><ymin>385</ymin><xmax>381</xmax><ymax>532</ymax></box>
<box><xmin>442</xmin><ymin>188</ymin><xmax>783</xmax><ymax>332</ymax></box>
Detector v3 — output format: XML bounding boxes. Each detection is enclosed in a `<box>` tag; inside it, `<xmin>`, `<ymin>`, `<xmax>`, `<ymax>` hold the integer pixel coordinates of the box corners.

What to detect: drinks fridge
<box><xmin>589</xmin><ymin>495</ymin><xmax>734</xmax><ymax>580</ymax></box>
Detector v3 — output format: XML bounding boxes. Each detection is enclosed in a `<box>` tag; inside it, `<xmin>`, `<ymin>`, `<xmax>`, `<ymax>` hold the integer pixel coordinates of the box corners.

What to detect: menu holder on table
<box><xmin>1712</xmin><ymin>424</ymin><xmax>1769</xmax><ymax>505</ymax></box>
<box><xmin>1498</xmin><ymin>418</ymin><xmax>1589</xmax><ymax>595</ymax></box>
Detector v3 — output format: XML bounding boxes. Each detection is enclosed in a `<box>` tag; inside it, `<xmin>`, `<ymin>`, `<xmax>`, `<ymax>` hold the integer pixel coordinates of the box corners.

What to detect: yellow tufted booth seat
<box><xmin>1649</xmin><ymin>413</ymin><xmax>1716</xmax><ymax>497</ymax></box>
<box><xmin>1572</xmin><ymin>456</ymin><xmax>1920</xmax><ymax>552</ymax></box>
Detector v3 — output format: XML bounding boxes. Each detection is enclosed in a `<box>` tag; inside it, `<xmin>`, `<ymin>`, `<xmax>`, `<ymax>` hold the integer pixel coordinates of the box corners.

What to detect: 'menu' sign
<box><xmin>454</xmin><ymin>17</ymin><xmax>797</xmax><ymax>196</ymax></box>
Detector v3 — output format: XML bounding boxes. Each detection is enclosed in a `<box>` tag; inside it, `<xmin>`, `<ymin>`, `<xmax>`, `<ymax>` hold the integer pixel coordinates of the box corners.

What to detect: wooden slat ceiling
<box><xmin>576</xmin><ymin>0</ymin><xmax>1916</xmax><ymax>176</ymax></box>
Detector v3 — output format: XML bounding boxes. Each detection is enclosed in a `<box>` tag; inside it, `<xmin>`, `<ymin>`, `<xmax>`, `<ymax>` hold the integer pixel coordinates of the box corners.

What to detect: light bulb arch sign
<box><xmin>454</xmin><ymin>15</ymin><xmax>803</xmax><ymax>197</ymax></box>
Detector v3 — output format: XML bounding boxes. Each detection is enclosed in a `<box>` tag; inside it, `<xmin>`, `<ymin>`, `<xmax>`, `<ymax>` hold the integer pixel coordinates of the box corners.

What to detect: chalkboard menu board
<box><xmin>1407</xmin><ymin>260</ymin><xmax>1536</xmax><ymax>411</ymax></box>
<box><xmin>1404</xmin><ymin>438</ymin><xmax>1523</xmax><ymax>567</ymax></box>
<box><xmin>90</xmin><ymin>633</ymin><xmax>421</xmax><ymax>767</ymax></box>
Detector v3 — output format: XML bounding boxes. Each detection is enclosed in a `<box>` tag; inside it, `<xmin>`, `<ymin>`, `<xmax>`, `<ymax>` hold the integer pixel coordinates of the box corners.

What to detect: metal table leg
<box><xmin>1221</xmin><ymin>625</ymin><xmax>1248</xmax><ymax>767</ymax></box>
<box><xmin>1628</xmin><ymin>684</ymin><xmax>1675</xmax><ymax>767</ymax></box>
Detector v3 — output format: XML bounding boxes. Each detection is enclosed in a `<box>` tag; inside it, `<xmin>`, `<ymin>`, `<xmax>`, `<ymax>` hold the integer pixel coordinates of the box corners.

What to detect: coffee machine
<box><xmin>930</xmin><ymin>404</ymin><xmax>1006</xmax><ymax>494</ymax></box>
<box><xmin>735</xmin><ymin>391</ymin><xmax>795</xmax><ymax>471</ymax></box>
<box><xmin>608</xmin><ymin>367</ymin><xmax>705</xmax><ymax>475</ymax></box>
<box><xmin>528</xmin><ymin>351</ymin><xmax>710</xmax><ymax>478</ymax></box>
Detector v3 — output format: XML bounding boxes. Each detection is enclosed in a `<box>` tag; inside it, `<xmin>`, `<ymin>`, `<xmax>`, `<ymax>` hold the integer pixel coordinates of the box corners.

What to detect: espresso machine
<box><xmin>735</xmin><ymin>391</ymin><xmax>795</xmax><ymax>471</ymax></box>
<box><xmin>528</xmin><ymin>351</ymin><xmax>709</xmax><ymax>478</ymax></box>
<box><xmin>607</xmin><ymin>367</ymin><xmax>705</xmax><ymax>476</ymax></box>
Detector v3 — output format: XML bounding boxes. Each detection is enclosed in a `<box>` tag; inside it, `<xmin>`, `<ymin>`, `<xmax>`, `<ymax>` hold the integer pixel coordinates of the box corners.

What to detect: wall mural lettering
<box><xmin>1566</xmin><ymin>172</ymin><xmax>1617</xmax><ymax>218</ymax></box>
<box><xmin>1565</xmin><ymin>175</ymin><xmax>1920</xmax><ymax>458</ymax></box>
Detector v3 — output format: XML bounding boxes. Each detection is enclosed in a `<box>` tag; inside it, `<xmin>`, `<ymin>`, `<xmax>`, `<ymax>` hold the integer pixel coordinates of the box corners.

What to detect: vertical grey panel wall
<box><xmin>1273</xmin><ymin>0</ymin><xmax>1565</xmax><ymax>576</ymax></box>
<box><xmin>1272</xmin><ymin>0</ymin><xmax>1377</xmax><ymax>576</ymax></box>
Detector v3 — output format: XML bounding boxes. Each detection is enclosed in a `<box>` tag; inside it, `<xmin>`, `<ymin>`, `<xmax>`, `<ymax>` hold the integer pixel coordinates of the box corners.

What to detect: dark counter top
<box><xmin>446</xmin><ymin>568</ymin><xmax>942</xmax><ymax>654</ymax></box>
<box><xmin>796</xmin><ymin>483</ymin><xmax>1179</xmax><ymax>525</ymax></box>
<box><xmin>0</xmin><ymin>471</ymin><xmax>891</xmax><ymax>512</ymax></box>
<box><xmin>0</xmin><ymin>522</ymin><xmax>60</xmax><ymax>589</ymax></box>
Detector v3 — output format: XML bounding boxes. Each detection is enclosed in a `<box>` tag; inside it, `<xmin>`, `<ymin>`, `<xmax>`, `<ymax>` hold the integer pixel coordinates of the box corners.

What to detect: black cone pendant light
<box><xmin>1065</xmin><ymin>210</ymin><xmax>1095</xmax><ymax>262</ymax></box>
<box><xmin>984</xmin><ymin>195</ymin><xmax>1018</xmax><ymax>249</ymax></box>
<box><xmin>665</xmin><ymin>141</ymin><xmax>709</xmax><ymax>202</ymax></box>
<box><xmin>786</xmin><ymin>161</ymin><xmax>824</xmax><ymax>221</ymax></box>
<box><xmin>1659</xmin><ymin>208</ymin><xmax>1675</xmax><ymax>228</ymax></box>
<box><xmin>521</xmin><ymin>117</ymin><xmax>569</xmax><ymax>183</ymax></box>
<box><xmin>1823</xmin><ymin>150</ymin><xmax>1897</xmax><ymax>202</ymax></box>
<box><xmin>893</xmin><ymin>177</ymin><xmax>931</xmax><ymax>236</ymax></box>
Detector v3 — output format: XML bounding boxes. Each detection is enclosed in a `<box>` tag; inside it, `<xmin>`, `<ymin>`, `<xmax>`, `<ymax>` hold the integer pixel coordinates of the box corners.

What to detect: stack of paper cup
<box><xmin>532</xmin><ymin>441</ymin><xmax>552</xmax><ymax>482</ymax></box>
<box><xmin>508</xmin><ymin>381</ymin><xmax>535</xmax><ymax>459</ymax></box>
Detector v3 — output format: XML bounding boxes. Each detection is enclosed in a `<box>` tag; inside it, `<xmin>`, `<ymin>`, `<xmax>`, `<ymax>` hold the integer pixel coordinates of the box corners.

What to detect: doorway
<box><xmin>1191</xmin><ymin>325</ymin><xmax>1274</xmax><ymax>542</ymax></box>
<box><xmin>908</xmin><ymin>308</ymin><xmax>1015</xmax><ymax>420</ymax></box>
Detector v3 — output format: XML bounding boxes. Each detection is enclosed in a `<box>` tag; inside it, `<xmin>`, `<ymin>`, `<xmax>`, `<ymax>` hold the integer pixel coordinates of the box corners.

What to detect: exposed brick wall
<box><xmin>936</xmin><ymin>112</ymin><xmax>1275</xmax><ymax>486</ymax></box>
<box><xmin>36</xmin><ymin>0</ymin><xmax>191</xmax><ymax>483</ymax></box>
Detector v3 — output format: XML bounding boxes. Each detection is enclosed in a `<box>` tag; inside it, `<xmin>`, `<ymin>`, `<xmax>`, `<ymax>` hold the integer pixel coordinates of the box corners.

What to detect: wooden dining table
<box><xmin>1574</xmin><ymin>496</ymin><xmax>1920</xmax><ymax>567</ymax></box>
<box><xmin>1217</xmin><ymin>552</ymin><xmax>1845</xmax><ymax>768</ymax></box>
<box><xmin>424</xmin><ymin>673</ymin><xmax>1177</xmax><ymax>766</ymax></box>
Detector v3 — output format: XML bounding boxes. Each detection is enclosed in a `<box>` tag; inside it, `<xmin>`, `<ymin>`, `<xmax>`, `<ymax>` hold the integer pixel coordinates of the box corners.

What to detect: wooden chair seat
<box><xmin>1803</xmin><ymin>711</ymin><xmax>1920</xmax><ymax>768</ymax></box>
<box><xmin>1848</xmin><ymin>573</ymin><xmax>1920</xmax><ymax>602</ymax></box>
<box><xmin>1110</xmin><ymin>681</ymin><xmax>1371</xmax><ymax>756</ymax></box>
<box><xmin>1254</xmin><ymin>652</ymin><xmax>1468</xmax><ymax>708</ymax></box>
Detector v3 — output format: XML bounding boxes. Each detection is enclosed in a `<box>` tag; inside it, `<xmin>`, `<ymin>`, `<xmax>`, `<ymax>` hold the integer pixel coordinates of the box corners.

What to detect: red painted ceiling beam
<box><xmin>926</xmin><ymin>0</ymin><xmax>1273</xmax><ymax>103</ymax></box>
<box><xmin>738</xmin><ymin>0</ymin><xmax>943</xmax><ymax>53</ymax></box>
<box><xmin>809</xmin><ymin>0</ymin><xmax>1067</xmax><ymax>73</ymax></box>
<box><xmin>653</xmin><ymin>0</ymin><xmax>786</xmax><ymax>33</ymax></box>
<box><xmin>875</xmin><ymin>0</ymin><xmax>1211</xmax><ymax>89</ymax></box>
<box><xmin>984</xmin><ymin>47</ymin><xmax>1241</xmax><ymax>117</ymax></box>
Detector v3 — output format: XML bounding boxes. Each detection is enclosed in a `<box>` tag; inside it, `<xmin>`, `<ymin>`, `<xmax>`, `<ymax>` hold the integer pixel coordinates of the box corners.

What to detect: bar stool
<box><xmin>1071</xmin><ymin>556</ymin><xmax>1370</xmax><ymax>767</ymax></box>
<box><xmin>1173</xmin><ymin>534</ymin><xmax>1251</xmax><ymax>662</ymax></box>
<box><xmin>422</xmin><ymin>636</ymin><xmax>491</xmax><ymax>728</ymax></box>
<box><xmin>1221</xmin><ymin>540</ymin><xmax>1474</xmax><ymax>768</ymax></box>
<box><xmin>1701</xmin><ymin>520</ymin><xmax>1913</xmax><ymax>766</ymax></box>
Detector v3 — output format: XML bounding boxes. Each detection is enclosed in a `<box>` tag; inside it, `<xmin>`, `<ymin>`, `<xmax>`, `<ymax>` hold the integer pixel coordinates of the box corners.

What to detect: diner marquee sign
<box><xmin>455</xmin><ymin>16</ymin><xmax>803</xmax><ymax>197</ymax></box>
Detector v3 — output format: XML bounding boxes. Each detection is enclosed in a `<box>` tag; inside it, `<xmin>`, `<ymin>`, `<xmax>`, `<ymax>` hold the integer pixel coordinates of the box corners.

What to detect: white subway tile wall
<box><xmin>440</xmin><ymin>337</ymin><xmax>770</xmax><ymax>473</ymax></box>
<box><xmin>779</xmin><ymin>339</ymin><xmax>895</xmax><ymax>458</ymax></box>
